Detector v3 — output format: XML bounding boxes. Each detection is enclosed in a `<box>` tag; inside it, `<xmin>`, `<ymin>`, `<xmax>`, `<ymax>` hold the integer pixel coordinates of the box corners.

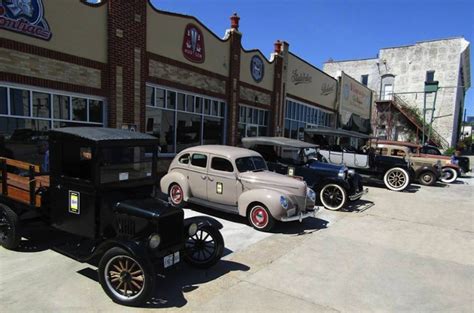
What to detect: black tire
<box><xmin>184</xmin><ymin>225</ymin><xmax>224</xmax><ymax>269</ymax></box>
<box><xmin>440</xmin><ymin>167</ymin><xmax>458</xmax><ymax>183</ymax></box>
<box><xmin>0</xmin><ymin>204</ymin><xmax>21</xmax><ymax>250</ymax></box>
<box><xmin>168</xmin><ymin>183</ymin><xmax>186</xmax><ymax>208</ymax></box>
<box><xmin>247</xmin><ymin>204</ymin><xmax>275</xmax><ymax>232</ymax></box>
<box><xmin>418</xmin><ymin>171</ymin><xmax>437</xmax><ymax>186</ymax></box>
<box><xmin>319</xmin><ymin>184</ymin><xmax>348</xmax><ymax>210</ymax></box>
<box><xmin>383</xmin><ymin>167</ymin><xmax>410</xmax><ymax>191</ymax></box>
<box><xmin>98</xmin><ymin>247</ymin><xmax>155</xmax><ymax>306</ymax></box>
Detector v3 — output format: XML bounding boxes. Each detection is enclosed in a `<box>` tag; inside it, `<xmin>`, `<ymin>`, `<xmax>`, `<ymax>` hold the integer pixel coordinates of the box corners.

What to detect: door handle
<box><xmin>201</xmin><ymin>175</ymin><xmax>207</xmax><ymax>180</ymax></box>
<box><xmin>208</xmin><ymin>177</ymin><xmax>214</xmax><ymax>182</ymax></box>
<box><xmin>55</xmin><ymin>184</ymin><xmax>62</xmax><ymax>190</ymax></box>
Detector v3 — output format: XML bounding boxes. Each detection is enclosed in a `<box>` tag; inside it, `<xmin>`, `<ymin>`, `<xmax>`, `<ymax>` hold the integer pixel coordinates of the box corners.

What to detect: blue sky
<box><xmin>151</xmin><ymin>0</ymin><xmax>474</xmax><ymax>117</ymax></box>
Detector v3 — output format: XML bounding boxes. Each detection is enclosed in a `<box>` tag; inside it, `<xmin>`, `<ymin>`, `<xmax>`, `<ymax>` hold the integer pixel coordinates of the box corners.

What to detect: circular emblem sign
<box><xmin>250</xmin><ymin>55</ymin><xmax>264</xmax><ymax>83</ymax></box>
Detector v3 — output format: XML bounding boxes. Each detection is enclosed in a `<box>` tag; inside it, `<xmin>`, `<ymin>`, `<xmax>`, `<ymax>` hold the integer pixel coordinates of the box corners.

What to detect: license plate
<box><xmin>164</xmin><ymin>252</ymin><xmax>180</xmax><ymax>268</ymax></box>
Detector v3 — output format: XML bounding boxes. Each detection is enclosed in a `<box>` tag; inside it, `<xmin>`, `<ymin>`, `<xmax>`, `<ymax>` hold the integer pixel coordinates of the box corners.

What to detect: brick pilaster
<box><xmin>107</xmin><ymin>0</ymin><xmax>147</xmax><ymax>130</ymax></box>
<box><xmin>271</xmin><ymin>40</ymin><xmax>289</xmax><ymax>136</ymax></box>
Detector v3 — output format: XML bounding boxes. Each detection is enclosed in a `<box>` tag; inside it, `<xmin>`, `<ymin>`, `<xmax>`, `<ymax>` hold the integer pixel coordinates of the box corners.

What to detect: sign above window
<box><xmin>0</xmin><ymin>0</ymin><xmax>52</xmax><ymax>40</ymax></box>
<box><xmin>182</xmin><ymin>24</ymin><xmax>205</xmax><ymax>63</ymax></box>
<box><xmin>250</xmin><ymin>55</ymin><xmax>264</xmax><ymax>83</ymax></box>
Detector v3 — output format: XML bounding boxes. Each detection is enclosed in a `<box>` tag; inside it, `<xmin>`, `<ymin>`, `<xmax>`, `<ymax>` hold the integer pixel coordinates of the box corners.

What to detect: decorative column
<box><xmin>226</xmin><ymin>13</ymin><xmax>242</xmax><ymax>145</ymax></box>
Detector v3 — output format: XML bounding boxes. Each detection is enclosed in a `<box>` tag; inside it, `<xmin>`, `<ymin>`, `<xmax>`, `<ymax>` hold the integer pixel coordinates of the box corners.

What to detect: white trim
<box><xmin>146</xmin><ymin>83</ymin><xmax>226</xmax><ymax>104</ymax></box>
<box><xmin>286</xmin><ymin>97</ymin><xmax>334</xmax><ymax>114</ymax></box>
<box><xmin>0</xmin><ymin>82</ymin><xmax>105</xmax><ymax>101</ymax></box>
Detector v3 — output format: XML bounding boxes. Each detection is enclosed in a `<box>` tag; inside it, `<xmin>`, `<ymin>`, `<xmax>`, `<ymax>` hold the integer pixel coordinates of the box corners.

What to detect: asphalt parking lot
<box><xmin>1</xmin><ymin>166</ymin><xmax>473</xmax><ymax>312</ymax></box>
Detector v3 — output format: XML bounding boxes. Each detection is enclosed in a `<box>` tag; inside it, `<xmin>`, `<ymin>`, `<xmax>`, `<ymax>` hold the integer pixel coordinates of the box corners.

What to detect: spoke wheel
<box><xmin>0</xmin><ymin>204</ymin><xmax>20</xmax><ymax>250</ymax></box>
<box><xmin>384</xmin><ymin>167</ymin><xmax>410</xmax><ymax>191</ymax></box>
<box><xmin>248</xmin><ymin>205</ymin><xmax>275</xmax><ymax>232</ymax></box>
<box><xmin>440</xmin><ymin>168</ymin><xmax>458</xmax><ymax>183</ymax></box>
<box><xmin>320</xmin><ymin>184</ymin><xmax>347</xmax><ymax>211</ymax></box>
<box><xmin>98</xmin><ymin>247</ymin><xmax>154</xmax><ymax>306</ymax></box>
<box><xmin>169</xmin><ymin>184</ymin><xmax>185</xmax><ymax>208</ymax></box>
<box><xmin>184</xmin><ymin>225</ymin><xmax>224</xmax><ymax>269</ymax></box>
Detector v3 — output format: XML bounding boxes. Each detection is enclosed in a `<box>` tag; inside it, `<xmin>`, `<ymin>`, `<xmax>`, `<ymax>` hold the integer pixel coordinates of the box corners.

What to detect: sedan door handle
<box><xmin>208</xmin><ymin>177</ymin><xmax>214</xmax><ymax>182</ymax></box>
<box><xmin>201</xmin><ymin>175</ymin><xmax>207</xmax><ymax>180</ymax></box>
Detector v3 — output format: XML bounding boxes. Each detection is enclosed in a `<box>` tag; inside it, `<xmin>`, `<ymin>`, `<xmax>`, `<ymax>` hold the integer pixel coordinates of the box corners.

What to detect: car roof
<box><xmin>180</xmin><ymin>145</ymin><xmax>261</xmax><ymax>159</ymax></box>
<box><xmin>376</xmin><ymin>140</ymin><xmax>420</xmax><ymax>148</ymax></box>
<box><xmin>50</xmin><ymin>127</ymin><xmax>158</xmax><ymax>142</ymax></box>
<box><xmin>242</xmin><ymin>136</ymin><xmax>317</xmax><ymax>149</ymax></box>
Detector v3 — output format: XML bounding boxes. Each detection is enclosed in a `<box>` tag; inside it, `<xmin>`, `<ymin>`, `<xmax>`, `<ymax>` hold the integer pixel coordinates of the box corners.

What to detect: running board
<box><xmin>187</xmin><ymin>197</ymin><xmax>238</xmax><ymax>214</ymax></box>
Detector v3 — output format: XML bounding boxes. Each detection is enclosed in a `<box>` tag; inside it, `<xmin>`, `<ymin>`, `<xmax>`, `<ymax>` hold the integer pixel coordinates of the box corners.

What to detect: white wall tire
<box><xmin>168</xmin><ymin>184</ymin><xmax>186</xmax><ymax>208</ymax></box>
<box><xmin>383</xmin><ymin>167</ymin><xmax>410</xmax><ymax>191</ymax></box>
<box><xmin>440</xmin><ymin>167</ymin><xmax>458</xmax><ymax>183</ymax></box>
<box><xmin>247</xmin><ymin>204</ymin><xmax>275</xmax><ymax>232</ymax></box>
<box><xmin>319</xmin><ymin>184</ymin><xmax>347</xmax><ymax>211</ymax></box>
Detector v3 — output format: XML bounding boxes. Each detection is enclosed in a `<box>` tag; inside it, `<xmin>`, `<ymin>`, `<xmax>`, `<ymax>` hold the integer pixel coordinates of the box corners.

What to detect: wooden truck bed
<box><xmin>0</xmin><ymin>157</ymin><xmax>50</xmax><ymax>208</ymax></box>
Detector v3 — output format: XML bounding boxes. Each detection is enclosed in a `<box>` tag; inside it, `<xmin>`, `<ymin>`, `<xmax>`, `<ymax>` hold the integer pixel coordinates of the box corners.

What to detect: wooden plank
<box><xmin>0</xmin><ymin>157</ymin><xmax>40</xmax><ymax>173</ymax></box>
<box><xmin>0</xmin><ymin>184</ymin><xmax>42</xmax><ymax>207</ymax></box>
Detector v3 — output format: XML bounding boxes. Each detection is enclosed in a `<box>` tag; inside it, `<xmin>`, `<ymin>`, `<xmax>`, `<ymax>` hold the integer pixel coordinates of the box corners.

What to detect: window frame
<box><xmin>190</xmin><ymin>153</ymin><xmax>208</xmax><ymax>169</ymax></box>
<box><xmin>210</xmin><ymin>156</ymin><xmax>234</xmax><ymax>173</ymax></box>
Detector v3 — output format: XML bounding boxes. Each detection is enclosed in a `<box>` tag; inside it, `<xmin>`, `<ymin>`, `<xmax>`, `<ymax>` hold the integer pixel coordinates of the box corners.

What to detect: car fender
<box><xmin>317</xmin><ymin>177</ymin><xmax>350</xmax><ymax>191</ymax></box>
<box><xmin>184</xmin><ymin>216</ymin><xmax>224</xmax><ymax>230</ymax></box>
<box><xmin>442</xmin><ymin>164</ymin><xmax>461</xmax><ymax>175</ymax></box>
<box><xmin>415</xmin><ymin>165</ymin><xmax>440</xmax><ymax>178</ymax></box>
<box><xmin>92</xmin><ymin>238</ymin><xmax>150</xmax><ymax>262</ymax></box>
<box><xmin>237</xmin><ymin>188</ymin><xmax>286</xmax><ymax>219</ymax></box>
<box><xmin>160</xmin><ymin>171</ymin><xmax>191</xmax><ymax>201</ymax></box>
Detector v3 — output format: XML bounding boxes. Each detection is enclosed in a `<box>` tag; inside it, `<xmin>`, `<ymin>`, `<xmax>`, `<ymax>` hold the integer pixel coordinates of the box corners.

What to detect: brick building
<box><xmin>1</xmin><ymin>0</ymin><xmax>339</xmax><ymax>166</ymax></box>
<box><xmin>324</xmin><ymin>37</ymin><xmax>471</xmax><ymax>148</ymax></box>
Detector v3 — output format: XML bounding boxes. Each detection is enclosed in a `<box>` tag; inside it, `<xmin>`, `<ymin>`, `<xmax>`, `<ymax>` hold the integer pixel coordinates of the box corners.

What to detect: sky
<box><xmin>150</xmin><ymin>0</ymin><xmax>474</xmax><ymax>117</ymax></box>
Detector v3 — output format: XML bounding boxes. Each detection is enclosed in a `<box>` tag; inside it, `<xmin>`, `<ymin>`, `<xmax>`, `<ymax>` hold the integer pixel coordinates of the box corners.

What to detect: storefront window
<box><xmin>177</xmin><ymin>112</ymin><xmax>201</xmax><ymax>151</ymax></box>
<box><xmin>146</xmin><ymin>86</ymin><xmax>154</xmax><ymax>107</ymax></box>
<box><xmin>145</xmin><ymin>85</ymin><xmax>226</xmax><ymax>154</ymax></box>
<box><xmin>238</xmin><ymin>105</ymin><xmax>269</xmax><ymax>142</ymax></box>
<box><xmin>156</xmin><ymin>88</ymin><xmax>165</xmax><ymax>108</ymax></box>
<box><xmin>72</xmin><ymin>97</ymin><xmax>87</xmax><ymax>121</ymax></box>
<box><xmin>53</xmin><ymin>95</ymin><xmax>70</xmax><ymax>120</ymax></box>
<box><xmin>10</xmin><ymin>88</ymin><xmax>30</xmax><ymax>116</ymax></box>
<box><xmin>32</xmin><ymin>92</ymin><xmax>51</xmax><ymax>118</ymax></box>
<box><xmin>89</xmin><ymin>100</ymin><xmax>103</xmax><ymax>123</ymax></box>
<box><xmin>284</xmin><ymin>99</ymin><xmax>333</xmax><ymax>139</ymax></box>
<box><xmin>0</xmin><ymin>87</ymin><xmax>7</xmax><ymax>115</ymax></box>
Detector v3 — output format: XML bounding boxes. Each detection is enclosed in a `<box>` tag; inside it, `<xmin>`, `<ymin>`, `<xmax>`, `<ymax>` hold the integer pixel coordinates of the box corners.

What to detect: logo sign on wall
<box><xmin>291</xmin><ymin>69</ymin><xmax>312</xmax><ymax>85</ymax></box>
<box><xmin>182</xmin><ymin>24</ymin><xmax>205</xmax><ymax>63</ymax></box>
<box><xmin>250</xmin><ymin>55</ymin><xmax>264</xmax><ymax>82</ymax></box>
<box><xmin>0</xmin><ymin>0</ymin><xmax>52</xmax><ymax>40</ymax></box>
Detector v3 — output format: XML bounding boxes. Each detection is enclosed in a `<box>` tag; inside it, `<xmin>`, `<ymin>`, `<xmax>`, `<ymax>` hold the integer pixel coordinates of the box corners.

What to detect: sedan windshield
<box><xmin>235</xmin><ymin>156</ymin><xmax>268</xmax><ymax>173</ymax></box>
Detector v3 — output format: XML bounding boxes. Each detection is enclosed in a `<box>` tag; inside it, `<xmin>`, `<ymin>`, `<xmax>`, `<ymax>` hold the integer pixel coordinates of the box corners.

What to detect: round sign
<box><xmin>250</xmin><ymin>55</ymin><xmax>264</xmax><ymax>83</ymax></box>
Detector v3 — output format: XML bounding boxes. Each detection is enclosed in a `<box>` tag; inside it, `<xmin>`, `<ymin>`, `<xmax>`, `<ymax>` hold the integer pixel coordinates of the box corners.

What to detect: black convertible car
<box><xmin>242</xmin><ymin>137</ymin><xmax>367</xmax><ymax>211</ymax></box>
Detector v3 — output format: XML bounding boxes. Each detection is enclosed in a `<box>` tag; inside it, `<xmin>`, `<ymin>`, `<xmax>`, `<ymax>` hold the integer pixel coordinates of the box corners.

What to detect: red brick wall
<box><xmin>227</xmin><ymin>30</ymin><xmax>242</xmax><ymax>145</ymax></box>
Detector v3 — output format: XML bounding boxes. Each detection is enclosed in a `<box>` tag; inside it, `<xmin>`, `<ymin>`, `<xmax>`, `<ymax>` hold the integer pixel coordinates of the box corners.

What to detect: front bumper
<box><xmin>349</xmin><ymin>188</ymin><xmax>368</xmax><ymax>201</ymax></box>
<box><xmin>280</xmin><ymin>207</ymin><xmax>319</xmax><ymax>222</ymax></box>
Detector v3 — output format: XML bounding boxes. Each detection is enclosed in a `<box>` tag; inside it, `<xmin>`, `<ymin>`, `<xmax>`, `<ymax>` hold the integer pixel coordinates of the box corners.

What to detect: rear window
<box><xmin>178</xmin><ymin>153</ymin><xmax>190</xmax><ymax>164</ymax></box>
<box><xmin>211</xmin><ymin>157</ymin><xmax>234</xmax><ymax>172</ymax></box>
<box><xmin>391</xmin><ymin>149</ymin><xmax>406</xmax><ymax>157</ymax></box>
<box><xmin>191</xmin><ymin>153</ymin><xmax>207</xmax><ymax>168</ymax></box>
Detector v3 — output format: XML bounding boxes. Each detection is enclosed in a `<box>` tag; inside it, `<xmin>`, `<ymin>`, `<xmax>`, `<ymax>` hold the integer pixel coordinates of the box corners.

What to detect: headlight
<box><xmin>280</xmin><ymin>196</ymin><xmax>289</xmax><ymax>209</ymax></box>
<box><xmin>148</xmin><ymin>233</ymin><xmax>161</xmax><ymax>249</ymax></box>
<box><xmin>188</xmin><ymin>223</ymin><xmax>198</xmax><ymax>236</ymax></box>
<box><xmin>347</xmin><ymin>169</ymin><xmax>355</xmax><ymax>176</ymax></box>
<box><xmin>307</xmin><ymin>188</ymin><xmax>316</xmax><ymax>202</ymax></box>
<box><xmin>338</xmin><ymin>169</ymin><xmax>346</xmax><ymax>179</ymax></box>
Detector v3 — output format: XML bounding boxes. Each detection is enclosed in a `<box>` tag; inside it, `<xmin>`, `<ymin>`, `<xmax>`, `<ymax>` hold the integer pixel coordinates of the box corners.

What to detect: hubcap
<box><xmin>388</xmin><ymin>170</ymin><xmax>406</xmax><ymax>188</ymax></box>
<box><xmin>322</xmin><ymin>186</ymin><xmax>343</xmax><ymax>208</ymax></box>
<box><xmin>186</xmin><ymin>229</ymin><xmax>216</xmax><ymax>263</ymax></box>
<box><xmin>105</xmin><ymin>255</ymin><xmax>145</xmax><ymax>301</ymax></box>
<box><xmin>422</xmin><ymin>174</ymin><xmax>432</xmax><ymax>183</ymax></box>
<box><xmin>251</xmin><ymin>207</ymin><xmax>268</xmax><ymax>228</ymax></box>
<box><xmin>170</xmin><ymin>185</ymin><xmax>183</xmax><ymax>204</ymax></box>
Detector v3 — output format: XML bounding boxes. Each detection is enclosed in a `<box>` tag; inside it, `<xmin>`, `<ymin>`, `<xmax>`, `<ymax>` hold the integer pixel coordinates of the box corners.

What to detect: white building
<box><xmin>324</xmin><ymin>37</ymin><xmax>471</xmax><ymax>147</ymax></box>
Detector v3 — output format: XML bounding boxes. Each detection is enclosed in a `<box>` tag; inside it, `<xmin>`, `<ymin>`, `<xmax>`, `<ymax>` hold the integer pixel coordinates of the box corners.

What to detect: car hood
<box><xmin>238</xmin><ymin>170</ymin><xmax>307</xmax><ymax>196</ymax></box>
<box><xmin>308</xmin><ymin>159</ymin><xmax>345</xmax><ymax>172</ymax></box>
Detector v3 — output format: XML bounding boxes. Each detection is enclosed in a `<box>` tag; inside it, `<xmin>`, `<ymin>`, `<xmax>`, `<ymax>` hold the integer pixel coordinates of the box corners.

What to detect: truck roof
<box><xmin>50</xmin><ymin>127</ymin><xmax>158</xmax><ymax>142</ymax></box>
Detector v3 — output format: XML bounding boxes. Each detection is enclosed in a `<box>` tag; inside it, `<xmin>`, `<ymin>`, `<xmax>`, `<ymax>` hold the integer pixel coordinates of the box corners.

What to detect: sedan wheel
<box><xmin>98</xmin><ymin>247</ymin><xmax>154</xmax><ymax>306</ymax></box>
<box><xmin>440</xmin><ymin>168</ymin><xmax>458</xmax><ymax>183</ymax></box>
<box><xmin>320</xmin><ymin>184</ymin><xmax>347</xmax><ymax>211</ymax></box>
<box><xmin>184</xmin><ymin>225</ymin><xmax>224</xmax><ymax>269</ymax></box>
<box><xmin>248</xmin><ymin>205</ymin><xmax>275</xmax><ymax>232</ymax></box>
<box><xmin>169</xmin><ymin>184</ymin><xmax>185</xmax><ymax>208</ymax></box>
<box><xmin>383</xmin><ymin>167</ymin><xmax>410</xmax><ymax>191</ymax></box>
<box><xmin>418</xmin><ymin>171</ymin><xmax>436</xmax><ymax>186</ymax></box>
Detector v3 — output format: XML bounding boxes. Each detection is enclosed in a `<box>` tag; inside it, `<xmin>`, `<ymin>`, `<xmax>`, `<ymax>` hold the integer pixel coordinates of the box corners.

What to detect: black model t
<box><xmin>0</xmin><ymin>127</ymin><xmax>225</xmax><ymax>306</ymax></box>
<box><xmin>242</xmin><ymin>137</ymin><xmax>368</xmax><ymax>211</ymax></box>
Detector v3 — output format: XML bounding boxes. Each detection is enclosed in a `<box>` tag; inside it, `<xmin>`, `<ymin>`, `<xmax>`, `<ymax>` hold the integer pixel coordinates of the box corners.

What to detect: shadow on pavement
<box><xmin>77</xmin><ymin>259</ymin><xmax>250</xmax><ymax>309</ymax></box>
<box><xmin>339</xmin><ymin>199</ymin><xmax>374</xmax><ymax>213</ymax></box>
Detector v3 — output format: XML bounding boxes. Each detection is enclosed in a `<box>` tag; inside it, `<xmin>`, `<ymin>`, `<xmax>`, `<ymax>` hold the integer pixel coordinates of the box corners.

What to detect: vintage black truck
<box><xmin>0</xmin><ymin>127</ymin><xmax>225</xmax><ymax>306</ymax></box>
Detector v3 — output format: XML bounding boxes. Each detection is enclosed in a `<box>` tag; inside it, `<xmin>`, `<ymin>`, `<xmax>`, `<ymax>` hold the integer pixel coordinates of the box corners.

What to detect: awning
<box><xmin>241</xmin><ymin>136</ymin><xmax>318</xmax><ymax>149</ymax></box>
<box><xmin>304</xmin><ymin>127</ymin><xmax>371</xmax><ymax>139</ymax></box>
